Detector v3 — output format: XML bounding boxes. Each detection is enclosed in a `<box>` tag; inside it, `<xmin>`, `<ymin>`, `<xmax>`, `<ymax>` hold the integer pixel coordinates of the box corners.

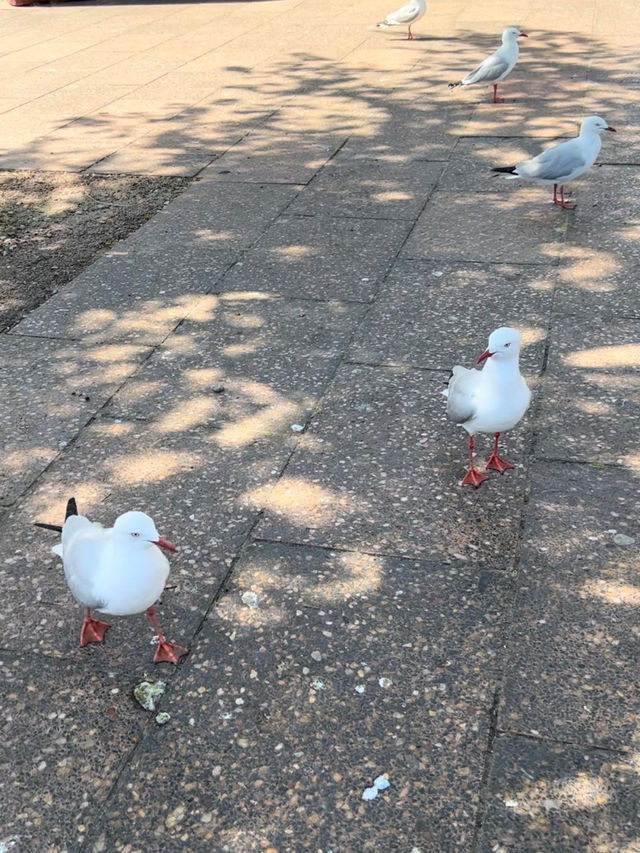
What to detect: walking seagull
<box><xmin>377</xmin><ymin>0</ymin><xmax>426</xmax><ymax>40</ymax></box>
<box><xmin>492</xmin><ymin>115</ymin><xmax>616</xmax><ymax>209</ymax></box>
<box><xmin>36</xmin><ymin>498</ymin><xmax>187</xmax><ymax>663</ymax></box>
<box><xmin>443</xmin><ymin>327</ymin><xmax>531</xmax><ymax>488</ymax></box>
<box><xmin>449</xmin><ymin>27</ymin><xmax>527</xmax><ymax>103</ymax></box>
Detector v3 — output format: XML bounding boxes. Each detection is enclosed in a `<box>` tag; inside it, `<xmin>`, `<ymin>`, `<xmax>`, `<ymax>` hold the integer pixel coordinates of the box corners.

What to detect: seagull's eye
<box><xmin>504</xmin><ymin>342</ymin><xmax>512</xmax><ymax>348</ymax></box>
<box><xmin>131</xmin><ymin>531</ymin><xmax>140</xmax><ymax>538</ymax></box>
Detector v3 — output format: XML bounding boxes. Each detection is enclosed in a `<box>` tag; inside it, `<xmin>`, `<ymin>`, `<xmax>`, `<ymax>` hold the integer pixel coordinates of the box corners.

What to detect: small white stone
<box><xmin>362</xmin><ymin>786</ymin><xmax>378</xmax><ymax>801</ymax></box>
<box><xmin>378</xmin><ymin>677</ymin><xmax>393</xmax><ymax>689</ymax></box>
<box><xmin>290</xmin><ymin>424</ymin><xmax>304</xmax><ymax>433</ymax></box>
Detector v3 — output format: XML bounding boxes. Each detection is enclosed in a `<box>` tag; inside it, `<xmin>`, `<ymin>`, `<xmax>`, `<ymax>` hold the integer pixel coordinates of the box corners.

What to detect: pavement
<box><xmin>0</xmin><ymin>0</ymin><xmax>639</xmax><ymax>851</ymax></box>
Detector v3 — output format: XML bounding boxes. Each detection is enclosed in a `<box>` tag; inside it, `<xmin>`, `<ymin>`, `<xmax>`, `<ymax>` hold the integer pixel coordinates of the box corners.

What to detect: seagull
<box><xmin>491</xmin><ymin>115</ymin><xmax>616</xmax><ymax>209</ymax></box>
<box><xmin>449</xmin><ymin>26</ymin><xmax>527</xmax><ymax>103</ymax></box>
<box><xmin>376</xmin><ymin>0</ymin><xmax>426</xmax><ymax>40</ymax></box>
<box><xmin>35</xmin><ymin>498</ymin><xmax>187</xmax><ymax>663</ymax></box>
<box><xmin>443</xmin><ymin>327</ymin><xmax>531</xmax><ymax>488</ymax></box>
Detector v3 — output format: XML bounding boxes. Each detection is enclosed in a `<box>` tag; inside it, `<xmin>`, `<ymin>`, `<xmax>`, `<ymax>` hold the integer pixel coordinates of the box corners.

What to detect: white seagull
<box><xmin>376</xmin><ymin>0</ymin><xmax>426</xmax><ymax>40</ymax></box>
<box><xmin>443</xmin><ymin>327</ymin><xmax>531</xmax><ymax>488</ymax></box>
<box><xmin>449</xmin><ymin>26</ymin><xmax>527</xmax><ymax>103</ymax></box>
<box><xmin>37</xmin><ymin>498</ymin><xmax>187</xmax><ymax>663</ymax></box>
<box><xmin>492</xmin><ymin>115</ymin><xmax>616</xmax><ymax>209</ymax></box>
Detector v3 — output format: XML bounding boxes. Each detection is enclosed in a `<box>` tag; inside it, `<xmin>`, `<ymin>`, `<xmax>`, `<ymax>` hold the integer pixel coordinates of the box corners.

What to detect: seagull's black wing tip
<box><xmin>65</xmin><ymin>497</ymin><xmax>78</xmax><ymax>520</ymax></box>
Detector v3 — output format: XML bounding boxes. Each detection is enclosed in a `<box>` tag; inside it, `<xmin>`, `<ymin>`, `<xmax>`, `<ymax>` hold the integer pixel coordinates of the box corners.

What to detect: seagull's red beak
<box><xmin>476</xmin><ymin>349</ymin><xmax>493</xmax><ymax>365</ymax></box>
<box><xmin>519</xmin><ymin>32</ymin><xmax>528</xmax><ymax>37</ymax></box>
<box><xmin>154</xmin><ymin>537</ymin><xmax>177</xmax><ymax>553</ymax></box>
<box><xmin>605</xmin><ymin>126</ymin><xmax>616</xmax><ymax>132</ymax></box>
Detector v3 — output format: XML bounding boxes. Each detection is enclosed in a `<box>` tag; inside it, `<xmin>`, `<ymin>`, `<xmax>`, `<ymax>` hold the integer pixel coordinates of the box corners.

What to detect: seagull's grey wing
<box><xmin>385</xmin><ymin>1</ymin><xmax>421</xmax><ymax>24</ymax></box>
<box><xmin>462</xmin><ymin>53</ymin><xmax>509</xmax><ymax>85</ymax></box>
<box><xmin>522</xmin><ymin>143</ymin><xmax>587</xmax><ymax>181</ymax></box>
<box><xmin>445</xmin><ymin>366</ymin><xmax>479</xmax><ymax>424</ymax></box>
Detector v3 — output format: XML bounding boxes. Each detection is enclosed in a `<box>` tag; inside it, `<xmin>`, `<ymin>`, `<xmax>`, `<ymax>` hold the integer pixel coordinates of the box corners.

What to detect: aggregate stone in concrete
<box><xmin>0</xmin><ymin>652</ymin><xmax>145</xmax><ymax>853</ymax></box>
<box><xmin>0</xmin><ymin>334</ymin><xmax>151</xmax><ymax>506</ymax></box>
<box><xmin>200</xmin><ymin>130</ymin><xmax>346</xmax><ymax>184</ymax></box>
<box><xmin>499</xmin><ymin>462</ymin><xmax>640</xmax><ymax>750</ymax></box>
<box><xmin>85</xmin><ymin>540</ymin><xmax>511</xmax><ymax>852</ymax></box>
<box><xmin>0</xmin><ymin>420</ymin><xmax>295</xmax><ymax>663</ymax></box>
<box><xmin>401</xmin><ymin>190</ymin><xmax>567</xmax><ymax>264</ymax></box>
<box><xmin>478</xmin><ymin>735</ymin><xmax>640</xmax><ymax>853</ymax></box>
<box><xmin>535</xmin><ymin>320</ymin><xmax>640</xmax><ymax>464</ymax></box>
<box><xmin>348</xmin><ymin>260</ymin><xmax>554</xmax><ymax>371</ymax></box>
<box><xmin>104</xmin><ymin>297</ymin><xmax>366</xmax><ymax>428</ymax></box>
<box><xmin>218</xmin><ymin>215</ymin><xmax>413</xmax><ymax>302</ymax></box>
<box><xmin>253</xmin><ymin>364</ymin><xmax>530</xmax><ymax>568</ymax></box>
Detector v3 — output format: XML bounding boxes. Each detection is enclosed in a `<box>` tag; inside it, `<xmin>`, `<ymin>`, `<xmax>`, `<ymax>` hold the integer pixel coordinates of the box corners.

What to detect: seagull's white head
<box><xmin>580</xmin><ymin>115</ymin><xmax>616</xmax><ymax>135</ymax></box>
<box><xmin>113</xmin><ymin>510</ymin><xmax>177</xmax><ymax>553</ymax></box>
<box><xmin>476</xmin><ymin>327</ymin><xmax>523</xmax><ymax>364</ymax></box>
<box><xmin>502</xmin><ymin>26</ymin><xmax>528</xmax><ymax>42</ymax></box>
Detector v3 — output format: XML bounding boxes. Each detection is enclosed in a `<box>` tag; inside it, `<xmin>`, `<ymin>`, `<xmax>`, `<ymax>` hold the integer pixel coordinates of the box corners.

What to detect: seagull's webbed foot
<box><xmin>461</xmin><ymin>467</ymin><xmax>489</xmax><ymax>488</ymax></box>
<box><xmin>80</xmin><ymin>610</ymin><xmax>110</xmax><ymax>646</ymax></box>
<box><xmin>153</xmin><ymin>640</ymin><xmax>188</xmax><ymax>665</ymax></box>
<box><xmin>485</xmin><ymin>453</ymin><xmax>515</xmax><ymax>474</ymax></box>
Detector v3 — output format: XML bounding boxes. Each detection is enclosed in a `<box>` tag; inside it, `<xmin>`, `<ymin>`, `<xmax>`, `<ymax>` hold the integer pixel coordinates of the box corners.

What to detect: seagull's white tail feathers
<box><xmin>376</xmin><ymin>20</ymin><xmax>390</xmax><ymax>28</ymax></box>
<box><xmin>52</xmin><ymin>543</ymin><xmax>63</xmax><ymax>558</ymax></box>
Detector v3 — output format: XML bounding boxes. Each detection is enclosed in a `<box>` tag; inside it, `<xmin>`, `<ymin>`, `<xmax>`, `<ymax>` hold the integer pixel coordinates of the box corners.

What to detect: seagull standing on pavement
<box><xmin>492</xmin><ymin>115</ymin><xmax>616</xmax><ymax>209</ymax></box>
<box><xmin>376</xmin><ymin>0</ymin><xmax>426</xmax><ymax>40</ymax></box>
<box><xmin>449</xmin><ymin>26</ymin><xmax>528</xmax><ymax>103</ymax></box>
<box><xmin>443</xmin><ymin>328</ymin><xmax>531</xmax><ymax>488</ymax></box>
<box><xmin>36</xmin><ymin>498</ymin><xmax>187</xmax><ymax>663</ymax></box>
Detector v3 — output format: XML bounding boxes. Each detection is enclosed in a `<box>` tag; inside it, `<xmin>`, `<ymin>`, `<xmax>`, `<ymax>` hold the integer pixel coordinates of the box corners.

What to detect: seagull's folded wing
<box><xmin>520</xmin><ymin>142</ymin><xmax>586</xmax><ymax>181</ymax></box>
<box><xmin>445</xmin><ymin>366</ymin><xmax>479</xmax><ymax>424</ymax></box>
<box><xmin>386</xmin><ymin>1</ymin><xmax>421</xmax><ymax>24</ymax></box>
<box><xmin>462</xmin><ymin>53</ymin><xmax>509</xmax><ymax>85</ymax></box>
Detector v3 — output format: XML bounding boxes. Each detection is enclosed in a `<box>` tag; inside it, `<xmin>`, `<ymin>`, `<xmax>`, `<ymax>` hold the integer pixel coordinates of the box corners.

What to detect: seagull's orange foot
<box><xmin>560</xmin><ymin>201</ymin><xmax>576</xmax><ymax>210</ymax></box>
<box><xmin>80</xmin><ymin>616</ymin><xmax>110</xmax><ymax>646</ymax></box>
<box><xmin>153</xmin><ymin>640</ymin><xmax>188</xmax><ymax>665</ymax></box>
<box><xmin>485</xmin><ymin>453</ymin><xmax>515</xmax><ymax>474</ymax></box>
<box><xmin>461</xmin><ymin>467</ymin><xmax>489</xmax><ymax>488</ymax></box>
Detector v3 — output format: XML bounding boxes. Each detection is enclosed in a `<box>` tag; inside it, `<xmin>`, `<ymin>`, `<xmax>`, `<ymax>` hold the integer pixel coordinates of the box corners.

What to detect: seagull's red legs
<box><xmin>552</xmin><ymin>183</ymin><xmax>559</xmax><ymax>205</ymax></box>
<box><xmin>147</xmin><ymin>606</ymin><xmax>187</xmax><ymax>664</ymax></box>
<box><xmin>485</xmin><ymin>432</ymin><xmax>515</xmax><ymax>473</ymax></box>
<box><xmin>80</xmin><ymin>608</ymin><xmax>110</xmax><ymax>646</ymax></box>
<box><xmin>407</xmin><ymin>24</ymin><xmax>414</xmax><ymax>39</ymax></box>
<box><xmin>559</xmin><ymin>184</ymin><xmax>575</xmax><ymax>210</ymax></box>
<box><xmin>461</xmin><ymin>435</ymin><xmax>489</xmax><ymax>487</ymax></box>
<box><xmin>492</xmin><ymin>84</ymin><xmax>504</xmax><ymax>103</ymax></box>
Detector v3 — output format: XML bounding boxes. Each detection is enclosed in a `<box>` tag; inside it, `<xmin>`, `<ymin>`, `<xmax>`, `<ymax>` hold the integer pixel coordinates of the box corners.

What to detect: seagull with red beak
<box><xmin>443</xmin><ymin>327</ymin><xmax>531</xmax><ymax>487</ymax></box>
<box><xmin>492</xmin><ymin>115</ymin><xmax>616</xmax><ymax>209</ymax></box>
<box><xmin>449</xmin><ymin>26</ymin><xmax>528</xmax><ymax>103</ymax></box>
<box><xmin>37</xmin><ymin>498</ymin><xmax>187</xmax><ymax>663</ymax></box>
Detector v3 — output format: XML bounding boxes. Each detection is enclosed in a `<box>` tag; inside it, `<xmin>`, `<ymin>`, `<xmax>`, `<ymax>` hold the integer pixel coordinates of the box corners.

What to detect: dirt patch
<box><xmin>0</xmin><ymin>171</ymin><xmax>190</xmax><ymax>332</ymax></box>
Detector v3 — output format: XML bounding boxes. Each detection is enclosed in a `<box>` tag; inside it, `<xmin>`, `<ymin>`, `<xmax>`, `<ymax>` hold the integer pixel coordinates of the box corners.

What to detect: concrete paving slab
<box><xmin>200</xmin><ymin>130</ymin><xmax>346</xmax><ymax>185</ymax></box>
<box><xmin>439</xmin><ymin>137</ymin><xmax>541</xmax><ymax>193</ymax></box>
<box><xmin>104</xmin><ymin>297</ymin><xmax>366</xmax><ymax>430</ymax></box>
<box><xmin>535</xmin><ymin>320</ymin><xmax>640</xmax><ymax>464</ymax></box>
<box><xmin>402</xmin><ymin>190</ymin><xmax>567</xmax><ymax>264</ymax></box>
<box><xmin>218</xmin><ymin>215</ymin><xmax>413</xmax><ymax>302</ymax></box>
<box><xmin>9</xmin><ymin>251</ymin><xmax>234</xmax><ymax>345</ymax></box>
<box><xmin>478</xmin><ymin>735</ymin><xmax>640</xmax><ymax>853</ymax></box>
<box><xmin>0</xmin><ymin>334</ymin><xmax>151</xmax><ymax>506</ymax></box>
<box><xmin>84</xmin><ymin>540</ymin><xmax>510</xmax><ymax>852</ymax></box>
<box><xmin>554</xmin><ymin>254</ymin><xmax>640</xmax><ymax>320</ymax></box>
<box><xmin>499</xmin><ymin>462</ymin><xmax>640</xmax><ymax>749</ymax></box>
<box><xmin>11</xmin><ymin>183</ymin><xmax>299</xmax><ymax>344</ymax></box>
<box><xmin>0</xmin><ymin>652</ymin><xmax>145</xmax><ymax>853</ymax></box>
<box><xmin>287</xmin><ymin>155</ymin><xmax>444</xmax><ymax>220</ymax></box>
<box><xmin>348</xmin><ymin>259</ymin><xmax>554</xmax><ymax>371</ymax></box>
<box><xmin>253</xmin><ymin>363</ymin><xmax>530</xmax><ymax>567</ymax></box>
